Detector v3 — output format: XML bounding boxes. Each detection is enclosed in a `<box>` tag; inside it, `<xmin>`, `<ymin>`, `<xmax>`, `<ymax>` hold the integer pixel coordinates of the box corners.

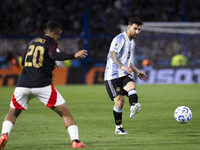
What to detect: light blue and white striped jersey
<box><xmin>104</xmin><ymin>31</ymin><xmax>135</xmax><ymax>81</ymax></box>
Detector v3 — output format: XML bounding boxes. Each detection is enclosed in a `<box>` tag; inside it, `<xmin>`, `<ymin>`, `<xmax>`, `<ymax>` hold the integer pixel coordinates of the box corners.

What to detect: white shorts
<box><xmin>10</xmin><ymin>85</ymin><xmax>65</xmax><ymax>110</ymax></box>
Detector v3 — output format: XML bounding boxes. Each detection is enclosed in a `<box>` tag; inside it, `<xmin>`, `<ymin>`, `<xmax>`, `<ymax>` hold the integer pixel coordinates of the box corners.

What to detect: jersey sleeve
<box><xmin>48</xmin><ymin>41</ymin><xmax>75</xmax><ymax>61</ymax></box>
<box><xmin>109</xmin><ymin>34</ymin><xmax>125</xmax><ymax>53</ymax></box>
<box><xmin>51</xmin><ymin>52</ymin><xmax>75</xmax><ymax>61</ymax></box>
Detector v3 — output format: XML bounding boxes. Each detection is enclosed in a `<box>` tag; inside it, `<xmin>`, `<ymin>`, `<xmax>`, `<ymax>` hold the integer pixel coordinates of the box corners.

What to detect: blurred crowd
<box><xmin>1</xmin><ymin>0</ymin><xmax>200</xmax><ymax>36</ymax></box>
<box><xmin>0</xmin><ymin>0</ymin><xmax>200</xmax><ymax>69</ymax></box>
<box><xmin>0</xmin><ymin>0</ymin><xmax>85</xmax><ymax>36</ymax></box>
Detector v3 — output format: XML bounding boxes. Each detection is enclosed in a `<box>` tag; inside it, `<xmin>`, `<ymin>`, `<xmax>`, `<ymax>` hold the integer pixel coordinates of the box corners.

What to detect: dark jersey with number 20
<box><xmin>16</xmin><ymin>34</ymin><xmax>75</xmax><ymax>88</ymax></box>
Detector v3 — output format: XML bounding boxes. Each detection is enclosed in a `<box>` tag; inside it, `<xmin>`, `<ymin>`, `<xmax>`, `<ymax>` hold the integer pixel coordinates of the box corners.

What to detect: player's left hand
<box><xmin>137</xmin><ymin>71</ymin><xmax>148</xmax><ymax>81</ymax></box>
<box><xmin>75</xmin><ymin>50</ymin><xmax>88</xmax><ymax>58</ymax></box>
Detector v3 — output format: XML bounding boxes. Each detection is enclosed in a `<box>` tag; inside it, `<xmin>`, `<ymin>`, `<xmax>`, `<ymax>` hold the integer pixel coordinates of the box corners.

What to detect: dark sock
<box><xmin>128</xmin><ymin>89</ymin><xmax>138</xmax><ymax>106</ymax></box>
<box><xmin>113</xmin><ymin>110</ymin><xmax>122</xmax><ymax>125</ymax></box>
<box><xmin>72</xmin><ymin>139</ymin><xmax>80</xmax><ymax>143</ymax></box>
<box><xmin>129</xmin><ymin>94</ymin><xmax>138</xmax><ymax>106</ymax></box>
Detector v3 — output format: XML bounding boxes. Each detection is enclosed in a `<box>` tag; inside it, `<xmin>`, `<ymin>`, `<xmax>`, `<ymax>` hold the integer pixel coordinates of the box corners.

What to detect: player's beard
<box><xmin>130</xmin><ymin>34</ymin><xmax>138</xmax><ymax>40</ymax></box>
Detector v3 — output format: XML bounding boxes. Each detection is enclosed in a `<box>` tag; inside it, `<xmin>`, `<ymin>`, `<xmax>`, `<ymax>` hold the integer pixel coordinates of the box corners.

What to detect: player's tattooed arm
<box><xmin>110</xmin><ymin>51</ymin><xmax>123</xmax><ymax>68</ymax></box>
<box><xmin>110</xmin><ymin>50</ymin><xmax>132</xmax><ymax>74</ymax></box>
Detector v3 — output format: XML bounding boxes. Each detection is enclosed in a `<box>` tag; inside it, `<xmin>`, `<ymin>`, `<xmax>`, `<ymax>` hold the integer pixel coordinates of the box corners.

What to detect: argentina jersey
<box><xmin>104</xmin><ymin>32</ymin><xmax>135</xmax><ymax>81</ymax></box>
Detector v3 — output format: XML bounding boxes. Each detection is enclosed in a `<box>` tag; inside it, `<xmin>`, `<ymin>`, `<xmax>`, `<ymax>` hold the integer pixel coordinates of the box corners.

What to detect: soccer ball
<box><xmin>174</xmin><ymin>106</ymin><xmax>192</xmax><ymax>123</ymax></box>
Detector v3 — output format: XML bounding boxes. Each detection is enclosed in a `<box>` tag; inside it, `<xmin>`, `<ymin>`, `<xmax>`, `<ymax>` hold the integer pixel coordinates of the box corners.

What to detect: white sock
<box><xmin>116</xmin><ymin>124</ymin><xmax>122</xmax><ymax>128</ymax></box>
<box><xmin>1</xmin><ymin>121</ymin><xmax>13</xmax><ymax>136</ymax></box>
<box><xmin>67</xmin><ymin>125</ymin><xmax>79</xmax><ymax>141</ymax></box>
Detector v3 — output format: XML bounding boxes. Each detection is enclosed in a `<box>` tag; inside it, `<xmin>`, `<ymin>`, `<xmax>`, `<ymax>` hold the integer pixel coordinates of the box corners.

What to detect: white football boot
<box><xmin>115</xmin><ymin>125</ymin><xmax>128</xmax><ymax>134</ymax></box>
<box><xmin>130</xmin><ymin>103</ymin><xmax>141</xmax><ymax>119</ymax></box>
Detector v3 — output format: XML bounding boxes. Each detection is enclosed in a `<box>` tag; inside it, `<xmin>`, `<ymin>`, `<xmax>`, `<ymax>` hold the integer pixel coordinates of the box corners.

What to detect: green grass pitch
<box><xmin>0</xmin><ymin>84</ymin><xmax>200</xmax><ymax>150</ymax></box>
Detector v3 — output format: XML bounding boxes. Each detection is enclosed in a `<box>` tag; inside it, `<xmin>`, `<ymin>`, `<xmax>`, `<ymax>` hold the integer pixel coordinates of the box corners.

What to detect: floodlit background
<box><xmin>0</xmin><ymin>0</ymin><xmax>200</xmax><ymax>84</ymax></box>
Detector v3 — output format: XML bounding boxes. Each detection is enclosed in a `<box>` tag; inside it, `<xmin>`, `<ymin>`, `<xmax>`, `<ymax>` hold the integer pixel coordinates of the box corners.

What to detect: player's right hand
<box><xmin>75</xmin><ymin>50</ymin><xmax>88</xmax><ymax>58</ymax></box>
<box><xmin>121</xmin><ymin>65</ymin><xmax>132</xmax><ymax>74</ymax></box>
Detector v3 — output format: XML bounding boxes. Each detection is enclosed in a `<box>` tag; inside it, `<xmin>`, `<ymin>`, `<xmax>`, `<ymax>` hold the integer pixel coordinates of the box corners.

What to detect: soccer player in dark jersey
<box><xmin>0</xmin><ymin>20</ymin><xmax>87</xmax><ymax>149</ymax></box>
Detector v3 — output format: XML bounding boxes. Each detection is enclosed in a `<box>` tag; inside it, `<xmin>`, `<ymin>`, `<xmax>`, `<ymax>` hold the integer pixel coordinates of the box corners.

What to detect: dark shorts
<box><xmin>105</xmin><ymin>75</ymin><xmax>135</xmax><ymax>101</ymax></box>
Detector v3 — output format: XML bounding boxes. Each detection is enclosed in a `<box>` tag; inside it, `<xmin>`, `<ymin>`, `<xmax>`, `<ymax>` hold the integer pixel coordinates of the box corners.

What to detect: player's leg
<box><xmin>51</xmin><ymin>104</ymin><xmax>86</xmax><ymax>148</ymax></box>
<box><xmin>123</xmin><ymin>81</ymin><xmax>138</xmax><ymax>106</ymax></box>
<box><xmin>113</xmin><ymin>95</ymin><xmax>128</xmax><ymax>134</ymax></box>
<box><xmin>123</xmin><ymin>81</ymin><xmax>141</xmax><ymax>119</ymax></box>
<box><xmin>113</xmin><ymin>95</ymin><xmax>124</xmax><ymax>127</ymax></box>
<box><xmin>1</xmin><ymin>87</ymin><xmax>29</xmax><ymax>149</ymax></box>
<box><xmin>36</xmin><ymin>85</ymin><xmax>86</xmax><ymax>148</ymax></box>
<box><xmin>2</xmin><ymin>108</ymin><xmax>22</xmax><ymax>133</ymax></box>
<box><xmin>0</xmin><ymin>108</ymin><xmax>22</xmax><ymax>149</ymax></box>
<box><xmin>105</xmin><ymin>80</ymin><xmax>127</xmax><ymax>134</ymax></box>
<box><xmin>51</xmin><ymin>103</ymin><xmax>75</xmax><ymax>128</ymax></box>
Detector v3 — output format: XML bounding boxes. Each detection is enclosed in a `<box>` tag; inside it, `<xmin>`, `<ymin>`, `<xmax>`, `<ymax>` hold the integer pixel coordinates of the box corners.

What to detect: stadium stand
<box><xmin>0</xmin><ymin>0</ymin><xmax>200</xmax><ymax>68</ymax></box>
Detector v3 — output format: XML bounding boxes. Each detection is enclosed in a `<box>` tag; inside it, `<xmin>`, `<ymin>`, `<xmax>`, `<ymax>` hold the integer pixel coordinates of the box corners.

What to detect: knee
<box><xmin>128</xmin><ymin>85</ymin><xmax>136</xmax><ymax>92</ymax></box>
<box><xmin>114</xmin><ymin>96</ymin><xmax>124</xmax><ymax>108</ymax></box>
<box><xmin>118</xmin><ymin>99</ymin><xmax>124</xmax><ymax>107</ymax></box>
<box><xmin>124</xmin><ymin>81</ymin><xmax>136</xmax><ymax>91</ymax></box>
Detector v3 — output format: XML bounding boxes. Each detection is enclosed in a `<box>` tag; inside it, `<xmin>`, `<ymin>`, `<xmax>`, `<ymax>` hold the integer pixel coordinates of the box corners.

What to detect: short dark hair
<box><xmin>46</xmin><ymin>20</ymin><xmax>62</xmax><ymax>32</ymax></box>
<box><xmin>128</xmin><ymin>17</ymin><xmax>143</xmax><ymax>26</ymax></box>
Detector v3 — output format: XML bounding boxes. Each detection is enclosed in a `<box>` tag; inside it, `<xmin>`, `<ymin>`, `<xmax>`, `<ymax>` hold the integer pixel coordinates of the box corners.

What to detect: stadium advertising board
<box><xmin>0</xmin><ymin>68</ymin><xmax>69</xmax><ymax>87</ymax></box>
<box><xmin>0</xmin><ymin>67</ymin><xmax>200</xmax><ymax>86</ymax></box>
<box><xmin>85</xmin><ymin>66</ymin><xmax>200</xmax><ymax>85</ymax></box>
<box><xmin>136</xmin><ymin>66</ymin><xmax>200</xmax><ymax>84</ymax></box>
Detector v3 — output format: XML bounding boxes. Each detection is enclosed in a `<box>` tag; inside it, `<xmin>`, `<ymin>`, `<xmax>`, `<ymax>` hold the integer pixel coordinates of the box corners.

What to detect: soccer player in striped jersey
<box><xmin>104</xmin><ymin>17</ymin><xmax>147</xmax><ymax>134</ymax></box>
<box><xmin>0</xmin><ymin>20</ymin><xmax>87</xmax><ymax>149</ymax></box>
